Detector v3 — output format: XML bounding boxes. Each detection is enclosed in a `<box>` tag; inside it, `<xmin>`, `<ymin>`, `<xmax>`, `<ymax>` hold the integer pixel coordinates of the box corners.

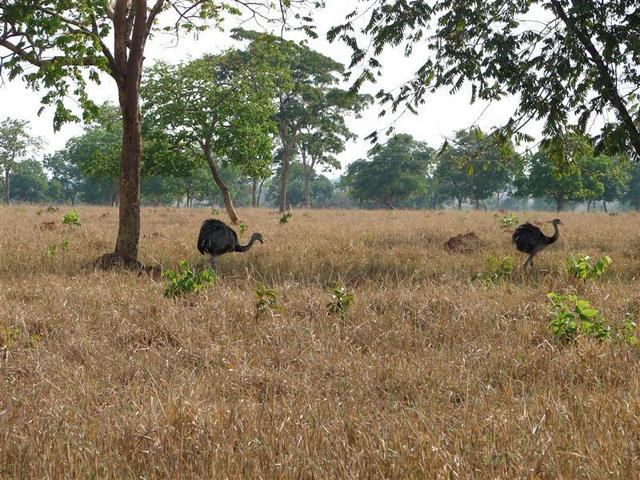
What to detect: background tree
<box><xmin>433</xmin><ymin>129</ymin><xmax>515</xmax><ymax>210</ymax></box>
<box><xmin>1</xmin><ymin>0</ymin><xmax>309</xmax><ymax>264</ymax></box>
<box><xmin>266</xmin><ymin>162</ymin><xmax>335</xmax><ymax>208</ymax></box>
<box><xmin>233</xmin><ymin>29</ymin><xmax>346</xmax><ymax>212</ymax></box>
<box><xmin>624</xmin><ymin>164</ymin><xmax>640</xmax><ymax>211</ymax></box>
<box><xmin>142</xmin><ymin>52</ymin><xmax>276</xmax><ymax>223</ymax></box>
<box><xmin>0</xmin><ymin>118</ymin><xmax>42</xmax><ymax>204</ymax></box>
<box><xmin>516</xmin><ymin>132</ymin><xmax>593</xmax><ymax>211</ymax></box>
<box><xmin>342</xmin><ymin>134</ymin><xmax>432</xmax><ymax>209</ymax></box>
<box><xmin>9</xmin><ymin>159</ymin><xmax>50</xmax><ymax>203</ymax></box>
<box><xmin>330</xmin><ymin>1</ymin><xmax>640</xmax><ymax>159</ymax></box>
<box><xmin>44</xmin><ymin>150</ymin><xmax>83</xmax><ymax>205</ymax></box>
<box><xmin>299</xmin><ymin>89</ymin><xmax>371</xmax><ymax>208</ymax></box>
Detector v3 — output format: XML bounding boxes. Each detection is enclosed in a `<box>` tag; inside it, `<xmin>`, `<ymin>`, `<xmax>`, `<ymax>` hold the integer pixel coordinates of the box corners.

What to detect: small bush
<box><xmin>499</xmin><ymin>213</ymin><xmax>519</xmax><ymax>229</ymax></box>
<box><xmin>547</xmin><ymin>293</ymin><xmax>611</xmax><ymax>344</ymax></box>
<box><xmin>62</xmin><ymin>210</ymin><xmax>81</xmax><ymax>226</ymax></box>
<box><xmin>566</xmin><ymin>254</ymin><xmax>612</xmax><ymax>280</ymax></box>
<box><xmin>472</xmin><ymin>255</ymin><xmax>513</xmax><ymax>283</ymax></box>
<box><xmin>239</xmin><ymin>222</ymin><xmax>248</xmax><ymax>235</ymax></box>
<box><xmin>279</xmin><ymin>212</ymin><xmax>292</xmax><ymax>224</ymax></box>
<box><xmin>327</xmin><ymin>283</ymin><xmax>355</xmax><ymax>316</ymax></box>
<box><xmin>255</xmin><ymin>283</ymin><xmax>283</xmax><ymax>318</ymax></box>
<box><xmin>163</xmin><ymin>261</ymin><xmax>215</xmax><ymax>298</ymax></box>
<box><xmin>46</xmin><ymin>238</ymin><xmax>70</xmax><ymax>260</ymax></box>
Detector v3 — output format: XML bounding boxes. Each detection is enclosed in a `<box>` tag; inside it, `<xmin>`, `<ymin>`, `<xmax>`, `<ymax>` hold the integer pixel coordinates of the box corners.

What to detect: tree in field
<box><xmin>0</xmin><ymin>118</ymin><xmax>42</xmax><ymax>204</ymax></box>
<box><xmin>44</xmin><ymin>151</ymin><xmax>83</xmax><ymax>205</ymax></box>
<box><xmin>516</xmin><ymin>132</ymin><xmax>597</xmax><ymax>211</ymax></box>
<box><xmin>232</xmin><ymin>29</ymin><xmax>346</xmax><ymax>212</ymax></box>
<box><xmin>0</xmin><ymin>1</ymin><xmax>310</xmax><ymax>265</ymax></box>
<box><xmin>330</xmin><ymin>1</ymin><xmax>640</xmax><ymax>158</ymax></box>
<box><xmin>342</xmin><ymin>134</ymin><xmax>432</xmax><ymax>209</ymax></box>
<box><xmin>433</xmin><ymin>129</ymin><xmax>515</xmax><ymax>210</ymax></box>
<box><xmin>625</xmin><ymin>164</ymin><xmax>640</xmax><ymax>211</ymax></box>
<box><xmin>299</xmin><ymin>88</ymin><xmax>370</xmax><ymax>208</ymax></box>
<box><xmin>142</xmin><ymin>51</ymin><xmax>276</xmax><ymax>223</ymax></box>
<box><xmin>600</xmin><ymin>156</ymin><xmax>631</xmax><ymax>212</ymax></box>
<box><xmin>9</xmin><ymin>159</ymin><xmax>50</xmax><ymax>203</ymax></box>
<box><xmin>66</xmin><ymin>104</ymin><xmax>122</xmax><ymax>206</ymax></box>
<box><xmin>266</xmin><ymin>162</ymin><xmax>334</xmax><ymax>208</ymax></box>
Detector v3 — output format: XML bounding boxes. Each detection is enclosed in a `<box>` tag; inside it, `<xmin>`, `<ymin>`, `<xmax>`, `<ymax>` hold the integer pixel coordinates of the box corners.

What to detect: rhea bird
<box><xmin>197</xmin><ymin>219</ymin><xmax>263</xmax><ymax>269</ymax></box>
<box><xmin>512</xmin><ymin>218</ymin><xmax>563</xmax><ymax>268</ymax></box>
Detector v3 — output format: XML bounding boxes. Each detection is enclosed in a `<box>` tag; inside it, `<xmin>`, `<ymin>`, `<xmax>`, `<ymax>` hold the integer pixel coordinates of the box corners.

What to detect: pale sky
<box><xmin>0</xmin><ymin>2</ymin><xmax>541</xmax><ymax>178</ymax></box>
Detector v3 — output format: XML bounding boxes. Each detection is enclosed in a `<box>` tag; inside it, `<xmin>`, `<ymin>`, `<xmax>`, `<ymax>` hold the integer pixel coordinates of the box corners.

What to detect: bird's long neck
<box><xmin>235</xmin><ymin>235</ymin><xmax>258</xmax><ymax>252</ymax></box>
<box><xmin>547</xmin><ymin>223</ymin><xmax>560</xmax><ymax>244</ymax></box>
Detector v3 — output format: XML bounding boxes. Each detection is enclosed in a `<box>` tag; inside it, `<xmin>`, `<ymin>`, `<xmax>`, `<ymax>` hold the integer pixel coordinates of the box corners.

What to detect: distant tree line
<box><xmin>342</xmin><ymin>128</ymin><xmax>640</xmax><ymax>212</ymax></box>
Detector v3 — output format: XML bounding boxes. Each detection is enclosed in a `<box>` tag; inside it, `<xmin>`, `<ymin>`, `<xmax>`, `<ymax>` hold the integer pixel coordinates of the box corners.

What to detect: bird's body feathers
<box><xmin>197</xmin><ymin>219</ymin><xmax>263</xmax><ymax>267</ymax></box>
<box><xmin>512</xmin><ymin>219</ymin><xmax>562</xmax><ymax>268</ymax></box>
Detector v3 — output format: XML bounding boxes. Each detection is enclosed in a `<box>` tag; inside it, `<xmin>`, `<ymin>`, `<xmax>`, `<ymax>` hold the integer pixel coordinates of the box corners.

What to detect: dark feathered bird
<box><xmin>512</xmin><ymin>218</ymin><xmax>563</xmax><ymax>268</ymax></box>
<box><xmin>197</xmin><ymin>219</ymin><xmax>263</xmax><ymax>268</ymax></box>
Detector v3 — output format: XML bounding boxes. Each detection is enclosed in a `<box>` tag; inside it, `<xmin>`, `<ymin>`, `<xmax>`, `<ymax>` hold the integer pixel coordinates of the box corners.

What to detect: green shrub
<box><xmin>499</xmin><ymin>213</ymin><xmax>519</xmax><ymax>229</ymax></box>
<box><xmin>279</xmin><ymin>212</ymin><xmax>292</xmax><ymax>224</ymax></box>
<box><xmin>566</xmin><ymin>254</ymin><xmax>612</xmax><ymax>280</ymax></box>
<box><xmin>472</xmin><ymin>255</ymin><xmax>513</xmax><ymax>283</ymax></box>
<box><xmin>163</xmin><ymin>261</ymin><xmax>215</xmax><ymax>298</ymax></box>
<box><xmin>547</xmin><ymin>293</ymin><xmax>611</xmax><ymax>344</ymax></box>
<box><xmin>255</xmin><ymin>283</ymin><xmax>283</xmax><ymax>318</ymax></box>
<box><xmin>327</xmin><ymin>283</ymin><xmax>355</xmax><ymax>316</ymax></box>
<box><xmin>62</xmin><ymin>210</ymin><xmax>81</xmax><ymax>226</ymax></box>
<box><xmin>239</xmin><ymin>222</ymin><xmax>248</xmax><ymax>235</ymax></box>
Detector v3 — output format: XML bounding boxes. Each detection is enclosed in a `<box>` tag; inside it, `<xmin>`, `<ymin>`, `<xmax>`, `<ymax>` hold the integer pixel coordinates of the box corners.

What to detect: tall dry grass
<box><xmin>2</xmin><ymin>205</ymin><xmax>640</xmax><ymax>478</ymax></box>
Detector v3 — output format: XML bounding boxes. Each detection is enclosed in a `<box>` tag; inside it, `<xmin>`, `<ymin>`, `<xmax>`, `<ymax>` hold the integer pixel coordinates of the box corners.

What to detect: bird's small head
<box><xmin>252</xmin><ymin>232</ymin><xmax>264</xmax><ymax>244</ymax></box>
<box><xmin>547</xmin><ymin>218</ymin><xmax>564</xmax><ymax>226</ymax></box>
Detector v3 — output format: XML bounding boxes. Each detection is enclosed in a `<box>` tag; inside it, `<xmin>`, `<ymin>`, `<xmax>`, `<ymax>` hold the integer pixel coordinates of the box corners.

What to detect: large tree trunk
<box><xmin>457</xmin><ymin>197</ymin><xmax>462</xmax><ymax>210</ymax></box>
<box><xmin>114</xmin><ymin>84</ymin><xmax>142</xmax><ymax>262</ymax></box>
<box><xmin>474</xmin><ymin>197</ymin><xmax>480</xmax><ymax>210</ymax></box>
<box><xmin>204</xmin><ymin>146</ymin><xmax>239</xmax><ymax>223</ymax></box>
<box><xmin>556</xmin><ymin>195</ymin><xmax>564</xmax><ymax>212</ymax></box>
<box><xmin>602</xmin><ymin>200</ymin><xmax>608</xmax><ymax>213</ymax></box>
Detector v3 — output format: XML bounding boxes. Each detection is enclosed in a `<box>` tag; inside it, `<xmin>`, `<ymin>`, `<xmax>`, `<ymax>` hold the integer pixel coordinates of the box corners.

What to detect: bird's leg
<box><xmin>524</xmin><ymin>254</ymin><xmax>533</xmax><ymax>269</ymax></box>
<box><xmin>209</xmin><ymin>256</ymin><xmax>217</xmax><ymax>270</ymax></box>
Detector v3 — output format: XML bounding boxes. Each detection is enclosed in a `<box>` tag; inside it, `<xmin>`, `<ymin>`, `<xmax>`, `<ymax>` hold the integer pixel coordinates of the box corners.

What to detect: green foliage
<box><xmin>433</xmin><ymin>128</ymin><xmax>517</xmax><ymax>209</ymax></box>
<box><xmin>62</xmin><ymin>210</ymin><xmax>81</xmax><ymax>226</ymax></box>
<box><xmin>0</xmin><ymin>118</ymin><xmax>43</xmax><ymax>203</ymax></box>
<box><xmin>566</xmin><ymin>254</ymin><xmax>612</xmax><ymax>281</ymax></box>
<box><xmin>255</xmin><ymin>283</ymin><xmax>283</xmax><ymax>318</ymax></box>
<box><xmin>0</xmin><ymin>325</ymin><xmax>21</xmax><ymax>351</ymax></box>
<box><xmin>163</xmin><ymin>261</ymin><xmax>215</xmax><ymax>299</ymax></box>
<box><xmin>547</xmin><ymin>293</ymin><xmax>612</xmax><ymax>344</ymax></box>
<box><xmin>239</xmin><ymin>223</ymin><xmax>248</xmax><ymax>235</ymax></box>
<box><xmin>327</xmin><ymin>283</ymin><xmax>355</xmax><ymax>316</ymax></box>
<box><xmin>343</xmin><ymin>134</ymin><xmax>433</xmax><ymax>208</ymax></box>
<box><xmin>472</xmin><ymin>255</ymin><xmax>513</xmax><ymax>283</ymax></box>
<box><xmin>266</xmin><ymin>162</ymin><xmax>335</xmax><ymax>208</ymax></box>
<box><xmin>279</xmin><ymin>212</ymin><xmax>292</xmax><ymax>224</ymax></box>
<box><xmin>499</xmin><ymin>213</ymin><xmax>519</xmax><ymax>229</ymax></box>
<box><xmin>330</xmin><ymin>1</ymin><xmax>640</xmax><ymax>157</ymax></box>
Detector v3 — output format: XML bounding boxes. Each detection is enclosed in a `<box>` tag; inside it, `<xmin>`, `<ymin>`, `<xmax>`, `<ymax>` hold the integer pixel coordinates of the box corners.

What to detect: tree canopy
<box><xmin>329</xmin><ymin>0</ymin><xmax>640</xmax><ymax>158</ymax></box>
<box><xmin>342</xmin><ymin>134</ymin><xmax>432</xmax><ymax>209</ymax></box>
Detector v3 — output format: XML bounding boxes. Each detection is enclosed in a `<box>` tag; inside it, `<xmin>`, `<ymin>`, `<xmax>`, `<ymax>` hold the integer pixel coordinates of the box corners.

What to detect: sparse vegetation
<box><xmin>3</xmin><ymin>206</ymin><xmax>640</xmax><ymax>478</ymax></box>
<box><xmin>254</xmin><ymin>282</ymin><xmax>283</xmax><ymax>318</ymax></box>
<box><xmin>327</xmin><ymin>283</ymin><xmax>355</xmax><ymax>316</ymax></box>
<box><xmin>163</xmin><ymin>260</ymin><xmax>215</xmax><ymax>298</ymax></box>
<box><xmin>566</xmin><ymin>254</ymin><xmax>612</xmax><ymax>280</ymax></box>
<box><xmin>499</xmin><ymin>212</ymin><xmax>519</xmax><ymax>229</ymax></box>
<box><xmin>279</xmin><ymin>211</ymin><xmax>292</xmax><ymax>224</ymax></box>
<box><xmin>61</xmin><ymin>209</ymin><xmax>81</xmax><ymax>226</ymax></box>
<box><xmin>471</xmin><ymin>255</ymin><xmax>513</xmax><ymax>283</ymax></box>
<box><xmin>547</xmin><ymin>293</ymin><xmax>612</xmax><ymax>344</ymax></box>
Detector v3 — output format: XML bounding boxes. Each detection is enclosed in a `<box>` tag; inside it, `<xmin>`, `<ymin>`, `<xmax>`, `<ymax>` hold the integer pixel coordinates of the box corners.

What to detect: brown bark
<box><xmin>204</xmin><ymin>145</ymin><xmax>239</xmax><ymax>223</ymax></box>
<box><xmin>251</xmin><ymin>178</ymin><xmax>257</xmax><ymax>207</ymax></box>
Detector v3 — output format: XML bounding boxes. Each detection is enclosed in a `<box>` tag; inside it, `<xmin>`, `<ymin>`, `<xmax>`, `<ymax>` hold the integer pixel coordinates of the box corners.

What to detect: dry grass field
<box><xmin>2</xmin><ymin>205</ymin><xmax>640</xmax><ymax>478</ymax></box>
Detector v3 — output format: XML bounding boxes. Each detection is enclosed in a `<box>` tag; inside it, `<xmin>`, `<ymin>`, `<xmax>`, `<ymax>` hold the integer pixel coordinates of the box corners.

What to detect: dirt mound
<box><xmin>444</xmin><ymin>231</ymin><xmax>482</xmax><ymax>253</ymax></box>
<box><xmin>39</xmin><ymin>221</ymin><xmax>57</xmax><ymax>231</ymax></box>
